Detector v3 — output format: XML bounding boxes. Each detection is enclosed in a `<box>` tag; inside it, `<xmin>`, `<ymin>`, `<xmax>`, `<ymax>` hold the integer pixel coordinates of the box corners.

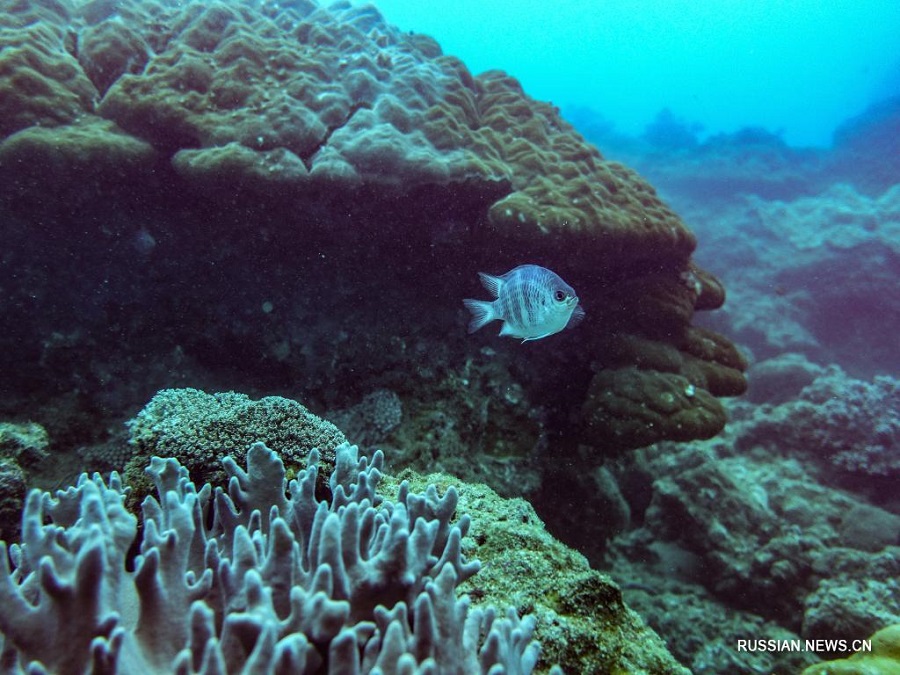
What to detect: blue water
<box><xmin>358</xmin><ymin>0</ymin><xmax>900</xmax><ymax>147</ymax></box>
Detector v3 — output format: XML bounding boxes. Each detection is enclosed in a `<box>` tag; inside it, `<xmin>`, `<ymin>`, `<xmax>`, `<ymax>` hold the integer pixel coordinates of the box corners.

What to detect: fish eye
<box><xmin>554</xmin><ymin>290</ymin><xmax>566</xmax><ymax>301</ymax></box>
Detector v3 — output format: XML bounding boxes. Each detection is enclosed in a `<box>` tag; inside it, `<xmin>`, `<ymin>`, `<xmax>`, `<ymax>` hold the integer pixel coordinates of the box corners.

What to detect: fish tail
<box><xmin>462</xmin><ymin>299</ymin><xmax>496</xmax><ymax>333</ymax></box>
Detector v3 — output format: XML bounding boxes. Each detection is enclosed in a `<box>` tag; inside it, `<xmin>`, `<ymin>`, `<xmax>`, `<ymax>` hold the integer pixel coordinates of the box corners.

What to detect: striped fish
<box><xmin>463</xmin><ymin>264</ymin><xmax>585</xmax><ymax>342</ymax></box>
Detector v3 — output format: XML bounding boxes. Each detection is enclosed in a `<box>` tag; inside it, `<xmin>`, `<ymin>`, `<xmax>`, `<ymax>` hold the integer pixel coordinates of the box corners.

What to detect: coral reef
<box><xmin>582</xmin><ymin>366</ymin><xmax>728</xmax><ymax>450</ymax></box>
<box><xmin>747</xmin><ymin>182</ymin><xmax>900</xmax><ymax>254</ymax></box>
<box><xmin>0</xmin><ymin>0</ymin><xmax>744</xmax><ymax>464</ymax></box>
<box><xmin>391</xmin><ymin>469</ymin><xmax>690</xmax><ymax>674</ymax></box>
<box><xmin>681</xmin><ymin>184</ymin><xmax>898</xmax><ymax>375</ymax></box>
<box><xmin>0</xmin><ymin>442</ymin><xmax>544</xmax><ymax>673</ymax></box>
<box><xmin>385</xmin><ymin>350</ymin><xmax>545</xmax><ymax>498</ymax></box>
<box><xmin>612</xmin><ymin>566</ymin><xmax>819</xmax><ymax>674</ymax></box>
<box><xmin>643</xmin><ymin>450</ymin><xmax>900</xmax><ymax>629</ymax></box>
<box><xmin>126</xmin><ymin>388</ymin><xmax>348</xmax><ymax>485</ymax></box>
<box><xmin>593</xmin><ymin>388</ymin><xmax>900</xmax><ymax>672</ymax></box>
<box><xmin>0</xmin><ymin>0</ymin><xmax>97</xmax><ymax>138</ymax></box>
<box><xmin>570</xmin><ymin>105</ymin><xmax>898</xmax><ymax>377</ymax></box>
<box><xmin>828</xmin><ymin>96</ymin><xmax>900</xmax><ymax>195</ymax></box>
<box><xmin>0</xmin><ymin>422</ymin><xmax>50</xmax><ymax>538</ymax></box>
<box><xmin>743</xmin><ymin>352</ymin><xmax>826</xmax><ymax>405</ymax></box>
<box><xmin>578</xmin><ymin>287</ymin><xmax>746</xmax><ymax>452</ymax></box>
<box><xmin>325</xmin><ymin>388</ymin><xmax>402</xmax><ymax>448</ymax></box>
<box><xmin>566</xmin><ymin>105</ymin><xmax>826</xmax><ymax>202</ymax></box>
<box><xmin>558</xmin><ymin>100</ymin><xmax>900</xmax><ymax>675</ymax></box>
<box><xmin>0</xmin><ymin>421</ymin><xmax>49</xmax><ymax>467</ymax></box>
<box><xmin>2</xmin><ymin>0</ymin><xmax>898</xmax><ymax>672</ymax></box>
<box><xmin>0</xmin><ymin>460</ymin><xmax>25</xmax><ymax>543</ymax></box>
<box><xmin>78</xmin><ymin>435</ymin><xmax>134</xmax><ymax>475</ymax></box>
<box><xmin>802</xmin><ymin>547</ymin><xmax>900</xmax><ymax>643</ymax></box>
<box><xmin>568</xmin><ymin>98</ymin><xmax>900</xmax><ymax>205</ymax></box>
<box><xmin>736</xmin><ymin>366</ymin><xmax>900</xmax><ymax>488</ymax></box>
<box><xmin>0</xmin><ymin>388</ymin><xmax>696</xmax><ymax>673</ymax></box>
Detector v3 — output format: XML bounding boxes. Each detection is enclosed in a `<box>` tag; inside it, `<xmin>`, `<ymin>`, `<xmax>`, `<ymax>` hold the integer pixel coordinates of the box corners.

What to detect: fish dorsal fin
<box><xmin>478</xmin><ymin>272</ymin><xmax>503</xmax><ymax>298</ymax></box>
<box><xmin>566</xmin><ymin>305</ymin><xmax>586</xmax><ymax>329</ymax></box>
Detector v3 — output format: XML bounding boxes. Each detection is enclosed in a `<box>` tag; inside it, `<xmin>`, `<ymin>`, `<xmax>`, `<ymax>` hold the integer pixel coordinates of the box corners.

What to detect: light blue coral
<box><xmin>0</xmin><ymin>442</ymin><xmax>543</xmax><ymax>673</ymax></box>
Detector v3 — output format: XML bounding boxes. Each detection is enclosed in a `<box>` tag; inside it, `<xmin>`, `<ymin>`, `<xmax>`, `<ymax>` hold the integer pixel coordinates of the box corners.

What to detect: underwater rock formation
<box><xmin>394</xmin><ymin>469</ymin><xmax>690</xmax><ymax>674</ymax></box>
<box><xmin>829</xmin><ymin>96</ymin><xmax>900</xmax><ymax>195</ymax></box>
<box><xmin>736</xmin><ymin>366</ymin><xmax>899</xmax><ymax>489</ymax></box>
<box><xmin>644</xmin><ymin>447</ymin><xmax>900</xmax><ymax>633</ymax></box>
<box><xmin>666</xmin><ymin>183</ymin><xmax>899</xmax><ymax>376</ymax></box>
<box><xmin>742</xmin><ymin>352</ymin><xmax>826</xmax><ymax>405</ymax></box>
<box><xmin>0</xmin><ymin>0</ymin><xmax>744</xmax><ymax>459</ymax></box>
<box><xmin>596</xmin><ymin>392</ymin><xmax>900</xmax><ymax>672</ymax></box>
<box><xmin>0</xmin><ymin>442</ymin><xmax>544</xmax><ymax>673</ymax></box>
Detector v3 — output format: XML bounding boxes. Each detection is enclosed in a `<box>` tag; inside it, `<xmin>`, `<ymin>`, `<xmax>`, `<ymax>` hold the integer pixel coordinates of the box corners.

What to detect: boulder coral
<box><xmin>0</xmin><ymin>0</ymin><xmax>745</xmax><ymax>453</ymax></box>
<box><xmin>126</xmin><ymin>388</ymin><xmax>348</xmax><ymax>487</ymax></box>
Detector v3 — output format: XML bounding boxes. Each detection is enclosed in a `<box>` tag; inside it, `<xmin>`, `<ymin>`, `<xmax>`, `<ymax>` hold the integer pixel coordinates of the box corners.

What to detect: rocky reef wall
<box><xmin>0</xmin><ymin>0</ymin><xmax>745</xmax><ymax>493</ymax></box>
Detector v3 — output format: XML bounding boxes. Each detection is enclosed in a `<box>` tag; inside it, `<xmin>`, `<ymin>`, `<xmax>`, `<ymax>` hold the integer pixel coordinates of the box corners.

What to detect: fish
<box><xmin>463</xmin><ymin>264</ymin><xmax>585</xmax><ymax>342</ymax></box>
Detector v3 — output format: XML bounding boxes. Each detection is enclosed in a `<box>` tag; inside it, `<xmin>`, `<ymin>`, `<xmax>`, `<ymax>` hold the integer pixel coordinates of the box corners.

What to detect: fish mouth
<box><xmin>566</xmin><ymin>296</ymin><xmax>579</xmax><ymax>308</ymax></box>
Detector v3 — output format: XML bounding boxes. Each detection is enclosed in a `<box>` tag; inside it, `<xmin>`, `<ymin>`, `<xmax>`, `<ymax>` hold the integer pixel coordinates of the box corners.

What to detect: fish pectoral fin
<box><xmin>478</xmin><ymin>272</ymin><xmax>504</xmax><ymax>298</ymax></box>
<box><xmin>566</xmin><ymin>305</ymin><xmax>586</xmax><ymax>329</ymax></box>
<box><xmin>499</xmin><ymin>322</ymin><xmax>517</xmax><ymax>337</ymax></box>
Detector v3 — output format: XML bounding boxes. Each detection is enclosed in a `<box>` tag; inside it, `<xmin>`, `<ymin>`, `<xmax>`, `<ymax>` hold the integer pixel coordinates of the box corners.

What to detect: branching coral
<box><xmin>0</xmin><ymin>442</ymin><xmax>543</xmax><ymax>673</ymax></box>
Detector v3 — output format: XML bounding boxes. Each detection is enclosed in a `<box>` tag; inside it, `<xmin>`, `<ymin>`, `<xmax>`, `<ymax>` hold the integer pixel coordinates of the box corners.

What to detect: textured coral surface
<box><xmin>391</xmin><ymin>469</ymin><xmax>691</xmax><ymax>674</ymax></box>
<box><xmin>127</xmin><ymin>388</ymin><xmax>348</xmax><ymax>485</ymax></box>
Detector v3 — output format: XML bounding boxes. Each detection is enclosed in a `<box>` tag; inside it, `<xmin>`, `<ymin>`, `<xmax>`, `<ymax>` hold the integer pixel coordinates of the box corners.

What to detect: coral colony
<box><xmin>2</xmin><ymin>0</ymin><xmax>898</xmax><ymax>672</ymax></box>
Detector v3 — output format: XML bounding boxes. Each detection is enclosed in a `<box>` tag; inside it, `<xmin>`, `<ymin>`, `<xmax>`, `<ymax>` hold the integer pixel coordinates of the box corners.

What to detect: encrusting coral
<box><xmin>0</xmin><ymin>442</ymin><xmax>545</xmax><ymax>673</ymax></box>
<box><xmin>125</xmin><ymin>388</ymin><xmax>349</xmax><ymax>486</ymax></box>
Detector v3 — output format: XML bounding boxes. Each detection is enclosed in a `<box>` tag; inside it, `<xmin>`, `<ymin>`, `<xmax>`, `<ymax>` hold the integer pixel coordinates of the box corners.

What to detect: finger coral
<box><xmin>0</xmin><ymin>442</ymin><xmax>542</xmax><ymax>673</ymax></box>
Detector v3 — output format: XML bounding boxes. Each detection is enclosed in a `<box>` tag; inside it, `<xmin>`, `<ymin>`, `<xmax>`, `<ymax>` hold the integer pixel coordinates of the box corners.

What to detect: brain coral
<box><xmin>0</xmin><ymin>0</ymin><xmax>745</xmax><ymax>453</ymax></box>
